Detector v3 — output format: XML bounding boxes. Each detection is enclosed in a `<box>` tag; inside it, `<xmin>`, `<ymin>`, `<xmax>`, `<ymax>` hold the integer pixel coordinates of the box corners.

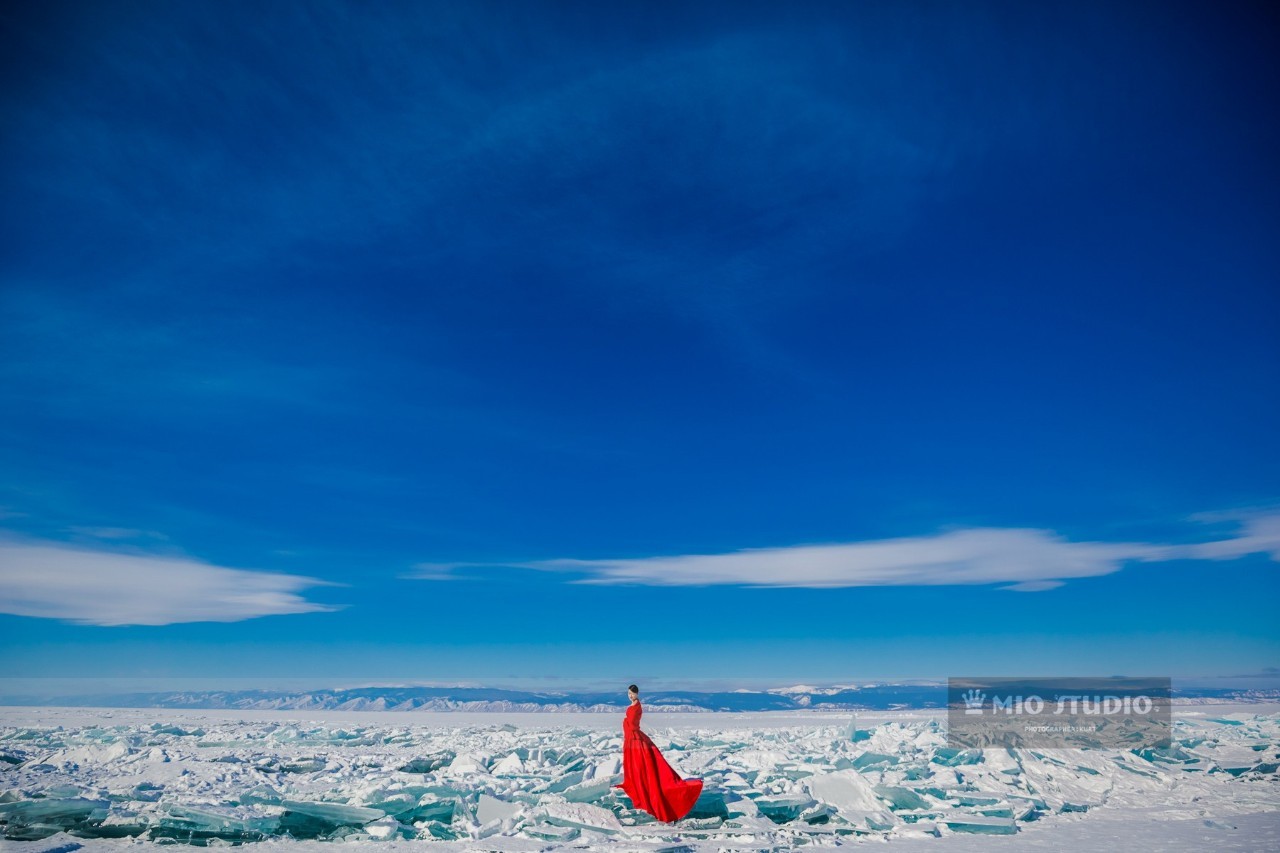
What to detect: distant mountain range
<box><xmin>3</xmin><ymin>683</ymin><xmax>1276</xmax><ymax>711</ymax></box>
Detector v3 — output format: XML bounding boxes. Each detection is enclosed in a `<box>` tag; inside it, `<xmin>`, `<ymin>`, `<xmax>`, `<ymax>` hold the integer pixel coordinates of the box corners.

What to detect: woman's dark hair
<box><xmin>628</xmin><ymin>684</ymin><xmax>639</xmax><ymax>694</ymax></box>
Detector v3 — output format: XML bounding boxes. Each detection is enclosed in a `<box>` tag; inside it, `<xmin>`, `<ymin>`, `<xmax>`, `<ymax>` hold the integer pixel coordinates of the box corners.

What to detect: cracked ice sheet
<box><xmin>0</xmin><ymin>705</ymin><xmax>1278</xmax><ymax>851</ymax></box>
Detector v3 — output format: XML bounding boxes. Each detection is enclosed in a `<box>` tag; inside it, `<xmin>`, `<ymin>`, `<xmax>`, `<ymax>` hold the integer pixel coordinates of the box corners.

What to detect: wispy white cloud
<box><xmin>517</xmin><ymin>528</ymin><xmax>1172</xmax><ymax>590</ymax></box>
<box><xmin>1175</xmin><ymin>510</ymin><xmax>1280</xmax><ymax>561</ymax></box>
<box><xmin>417</xmin><ymin>512</ymin><xmax>1280</xmax><ymax>591</ymax></box>
<box><xmin>406</xmin><ymin>562</ymin><xmax>470</xmax><ymax>581</ymax></box>
<box><xmin>66</xmin><ymin>526</ymin><xmax>168</xmax><ymax>541</ymax></box>
<box><xmin>0</xmin><ymin>539</ymin><xmax>340</xmax><ymax>626</ymax></box>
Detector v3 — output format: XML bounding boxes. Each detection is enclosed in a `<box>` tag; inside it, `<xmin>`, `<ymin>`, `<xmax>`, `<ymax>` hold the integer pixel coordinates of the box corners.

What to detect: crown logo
<box><xmin>961</xmin><ymin>688</ymin><xmax>985</xmax><ymax>715</ymax></box>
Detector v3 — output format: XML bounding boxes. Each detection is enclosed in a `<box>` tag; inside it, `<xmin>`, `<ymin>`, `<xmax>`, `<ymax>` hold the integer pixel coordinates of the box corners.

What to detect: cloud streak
<box><xmin>420</xmin><ymin>512</ymin><xmax>1280</xmax><ymax>591</ymax></box>
<box><xmin>522</xmin><ymin>528</ymin><xmax>1172</xmax><ymax>591</ymax></box>
<box><xmin>0</xmin><ymin>539</ymin><xmax>340</xmax><ymax>626</ymax></box>
<box><xmin>1177</xmin><ymin>511</ymin><xmax>1280</xmax><ymax>562</ymax></box>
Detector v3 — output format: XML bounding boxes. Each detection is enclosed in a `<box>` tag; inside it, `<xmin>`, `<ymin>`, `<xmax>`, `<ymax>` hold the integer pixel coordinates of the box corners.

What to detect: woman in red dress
<box><xmin>612</xmin><ymin>684</ymin><xmax>703</xmax><ymax>822</ymax></box>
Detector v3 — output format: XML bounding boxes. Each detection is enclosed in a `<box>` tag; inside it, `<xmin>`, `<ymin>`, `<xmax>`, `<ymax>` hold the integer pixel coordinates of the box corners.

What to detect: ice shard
<box><xmin>538</xmin><ymin>801</ymin><xmax>624</xmax><ymax>836</ymax></box>
<box><xmin>0</xmin><ymin>797</ymin><xmax>110</xmax><ymax>840</ymax></box>
<box><xmin>805</xmin><ymin>770</ymin><xmax>896</xmax><ymax>831</ymax></box>
<box><xmin>941</xmin><ymin>814</ymin><xmax>1018</xmax><ymax>835</ymax></box>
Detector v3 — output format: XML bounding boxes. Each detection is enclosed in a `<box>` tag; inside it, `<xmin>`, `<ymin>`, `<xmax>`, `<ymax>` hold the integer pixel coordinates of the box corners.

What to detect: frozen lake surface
<box><xmin>1</xmin><ymin>704</ymin><xmax>1277</xmax><ymax>850</ymax></box>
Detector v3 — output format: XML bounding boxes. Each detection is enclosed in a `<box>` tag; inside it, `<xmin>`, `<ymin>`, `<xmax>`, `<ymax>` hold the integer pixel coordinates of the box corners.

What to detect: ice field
<box><xmin>1</xmin><ymin>705</ymin><xmax>1277</xmax><ymax>851</ymax></box>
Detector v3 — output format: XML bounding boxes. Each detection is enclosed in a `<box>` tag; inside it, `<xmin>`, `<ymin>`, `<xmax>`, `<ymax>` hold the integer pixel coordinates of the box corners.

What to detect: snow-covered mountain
<box><xmin>3</xmin><ymin>683</ymin><xmax>1273</xmax><ymax>711</ymax></box>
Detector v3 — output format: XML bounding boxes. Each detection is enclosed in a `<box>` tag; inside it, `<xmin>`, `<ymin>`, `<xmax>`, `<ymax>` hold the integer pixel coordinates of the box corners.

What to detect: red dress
<box><xmin>612</xmin><ymin>701</ymin><xmax>703</xmax><ymax>822</ymax></box>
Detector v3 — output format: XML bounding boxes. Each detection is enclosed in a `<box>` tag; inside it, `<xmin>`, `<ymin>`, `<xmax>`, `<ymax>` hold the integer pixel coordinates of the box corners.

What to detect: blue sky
<box><xmin>1</xmin><ymin>0</ymin><xmax>1277</xmax><ymax>690</ymax></box>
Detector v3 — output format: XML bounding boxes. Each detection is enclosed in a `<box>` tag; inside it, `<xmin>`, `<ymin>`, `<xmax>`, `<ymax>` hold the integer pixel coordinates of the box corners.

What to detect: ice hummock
<box><xmin>0</xmin><ymin>706</ymin><xmax>1276</xmax><ymax>848</ymax></box>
